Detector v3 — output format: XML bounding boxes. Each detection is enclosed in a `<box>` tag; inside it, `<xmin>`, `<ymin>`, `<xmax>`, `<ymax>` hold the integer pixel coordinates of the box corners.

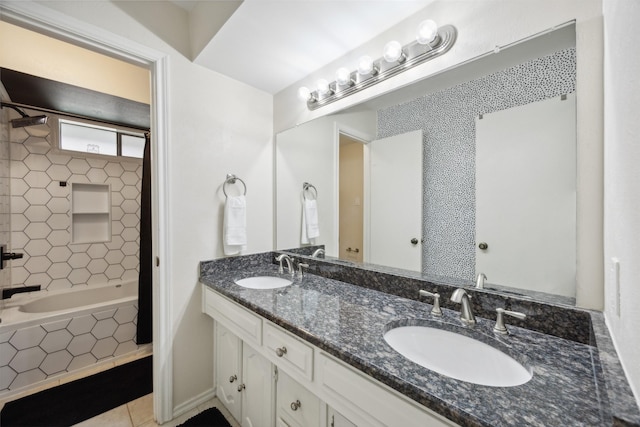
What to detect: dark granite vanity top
<box><xmin>200</xmin><ymin>252</ymin><xmax>640</xmax><ymax>427</ymax></box>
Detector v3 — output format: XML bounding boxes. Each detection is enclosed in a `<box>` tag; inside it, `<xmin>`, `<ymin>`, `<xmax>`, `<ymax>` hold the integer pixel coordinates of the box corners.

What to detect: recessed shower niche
<box><xmin>70</xmin><ymin>182</ymin><xmax>111</xmax><ymax>244</ymax></box>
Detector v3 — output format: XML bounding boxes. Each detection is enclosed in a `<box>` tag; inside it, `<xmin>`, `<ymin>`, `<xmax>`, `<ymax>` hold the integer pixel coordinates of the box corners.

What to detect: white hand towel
<box><xmin>301</xmin><ymin>199</ymin><xmax>319</xmax><ymax>245</ymax></box>
<box><xmin>223</xmin><ymin>195</ymin><xmax>247</xmax><ymax>255</ymax></box>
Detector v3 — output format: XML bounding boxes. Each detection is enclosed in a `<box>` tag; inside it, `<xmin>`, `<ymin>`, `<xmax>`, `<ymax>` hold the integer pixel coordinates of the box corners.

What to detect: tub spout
<box><xmin>2</xmin><ymin>285</ymin><xmax>41</xmax><ymax>300</ymax></box>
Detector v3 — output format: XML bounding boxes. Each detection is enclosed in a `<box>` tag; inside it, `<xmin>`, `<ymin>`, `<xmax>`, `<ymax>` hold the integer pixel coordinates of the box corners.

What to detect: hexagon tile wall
<box><xmin>8</xmin><ymin>112</ymin><xmax>141</xmax><ymax>290</ymax></box>
<box><xmin>0</xmin><ymin>303</ymin><xmax>138</xmax><ymax>392</ymax></box>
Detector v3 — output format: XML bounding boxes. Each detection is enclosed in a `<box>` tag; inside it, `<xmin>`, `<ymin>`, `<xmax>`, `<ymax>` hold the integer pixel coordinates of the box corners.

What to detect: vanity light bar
<box><xmin>300</xmin><ymin>23</ymin><xmax>457</xmax><ymax>111</ymax></box>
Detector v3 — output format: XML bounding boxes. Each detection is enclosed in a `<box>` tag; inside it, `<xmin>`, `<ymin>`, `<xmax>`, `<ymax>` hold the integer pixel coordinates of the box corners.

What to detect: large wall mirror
<box><xmin>276</xmin><ymin>24</ymin><xmax>577</xmax><ymax>304</ymax></box>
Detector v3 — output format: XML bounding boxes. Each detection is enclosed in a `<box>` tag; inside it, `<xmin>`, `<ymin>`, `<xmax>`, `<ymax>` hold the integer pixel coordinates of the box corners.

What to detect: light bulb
<box><xmin>298</xmin><ymin>86</ymin><xmax>312</xmax><ymax>102</ymax></box>
<box><xmin>317</xmin><ymin>79</ymin><xmax>331</xmax><ymax>95</ymax></box>
<box><xmin>357</xmin><ymin>55</ymin><xmax>374</xmax><ymax>75</ymax></box>
<box><xmin>416</xmin><ymin>20</ymin><xmax>438</xmax><ymax>44</ymax></box>
<box><xmin>335</xmin><ymin>67</ymin><xmax>352</xmax><ymax>86</ymax></box>
<box><xmin>383</xmin><ymin>40</ymin><xmax>404</xmax><ymax>63</ymax></box>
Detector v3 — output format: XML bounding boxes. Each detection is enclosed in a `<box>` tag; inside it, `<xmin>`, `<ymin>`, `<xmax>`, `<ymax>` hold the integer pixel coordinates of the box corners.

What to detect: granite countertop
<box><xmin>200</xmin><ymin>258</ymin><xmax>633</xmax><ymax>427</ymax></box>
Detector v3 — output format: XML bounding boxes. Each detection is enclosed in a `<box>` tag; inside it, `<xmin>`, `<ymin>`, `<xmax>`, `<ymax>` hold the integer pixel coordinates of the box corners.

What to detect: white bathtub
<box><xmin>0</xmin><ymin>280</ymin><xmax>141</xmax><ymax>395</ymax></box>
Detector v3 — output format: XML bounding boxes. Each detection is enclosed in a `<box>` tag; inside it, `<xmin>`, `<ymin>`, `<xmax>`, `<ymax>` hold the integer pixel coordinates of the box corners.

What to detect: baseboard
<box><xmin>172</xmin><ymin>387</ymin><xmax>216</xmax><ymax>419</ymax></box>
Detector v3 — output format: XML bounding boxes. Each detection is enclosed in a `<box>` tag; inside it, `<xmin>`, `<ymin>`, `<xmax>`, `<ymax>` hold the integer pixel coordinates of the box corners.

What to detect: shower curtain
<box><xmin>137</xmin><ymin>132</ymin><xmax>152</xmax><ymax>344</ymax></box>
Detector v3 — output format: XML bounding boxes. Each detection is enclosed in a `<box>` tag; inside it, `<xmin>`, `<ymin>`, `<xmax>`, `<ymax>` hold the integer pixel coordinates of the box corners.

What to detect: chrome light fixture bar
<box><xmin>300</xmin><ymin>22</ymin><xmax>457</xmax><ymax>111</ymax></box>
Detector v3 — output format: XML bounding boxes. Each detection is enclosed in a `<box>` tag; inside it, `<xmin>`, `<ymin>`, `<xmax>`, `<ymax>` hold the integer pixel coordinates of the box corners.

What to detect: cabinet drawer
<box><xmin>317</xmin><ymin>353</ymin><xmax>456</xmax><ymax>427</ymax></box>
<box><xmin>277</xmin><ymin>370</ymin><xmax>320</xmax><ymax>427</ymax></box>
<box><xmin>203</xmin><ymin>286</ymin><xmax>262</xmax><ymax>347</ymax></box>
<box><xmin>264</xmin><ymin>322</ymin><xmax>313</xmax><ymax>381</ymax></box>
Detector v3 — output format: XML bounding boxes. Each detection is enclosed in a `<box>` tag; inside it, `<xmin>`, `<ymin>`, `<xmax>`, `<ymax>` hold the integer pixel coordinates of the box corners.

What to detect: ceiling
<box><xmin>181</xmin><ymin>0</ymin><xmax>434</xmax><ymax>94</ymax></box>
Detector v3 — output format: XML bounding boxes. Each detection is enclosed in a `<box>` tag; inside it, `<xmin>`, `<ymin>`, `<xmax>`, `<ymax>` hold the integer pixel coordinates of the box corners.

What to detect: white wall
<box><xmin>274</xmin><ymin>0</ymin><xmax>604</xmax><ymax>310</ymax></box>
<box><xmin>18</xmin><ymin>0</ymin><xmax>274</xmax><ymax>414</ymax></box>
<box><xmin>603</xmin><ymin>0</ymin><xmax>640</xmax><ymax>406</ymax></box>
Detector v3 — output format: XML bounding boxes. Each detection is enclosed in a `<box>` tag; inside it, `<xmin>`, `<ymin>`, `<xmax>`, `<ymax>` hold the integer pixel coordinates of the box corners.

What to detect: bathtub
<box><xmin>0</xmin><ymin>280</ymin><xmax>142</xmax><ymax>395</ymax></box>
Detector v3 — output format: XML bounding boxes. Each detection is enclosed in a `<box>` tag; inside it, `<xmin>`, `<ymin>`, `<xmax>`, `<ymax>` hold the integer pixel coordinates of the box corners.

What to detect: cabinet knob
<box><xmin>237</xmin><ymin>383</ymin><xmax>245</xmax><ymax>392</ymax></box>
<box><xmin>229</xmin><ymin>374</ymin><xmax>237</xmax><ymax>383</ymax></box>
<box><xmin>275</xmin><ymin>346</ymin><xmax>287</xmax><ymax>357</ymax></box>
<box><xmin>290</xmin><ymin>400</ymin><xmax>301</xmax><ymax>411</ymax></box>
<box><xmin>478</xmin><ymin>242</ymin><xmax>488</xmax><ymax>250</ymax></box>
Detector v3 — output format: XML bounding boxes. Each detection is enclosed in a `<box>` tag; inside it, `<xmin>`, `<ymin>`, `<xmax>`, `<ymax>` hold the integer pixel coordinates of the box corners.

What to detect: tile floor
<box><xmin>72</xmin><ymin>394</ymin><xmax>241</xmax><ymax>427</ymax></box>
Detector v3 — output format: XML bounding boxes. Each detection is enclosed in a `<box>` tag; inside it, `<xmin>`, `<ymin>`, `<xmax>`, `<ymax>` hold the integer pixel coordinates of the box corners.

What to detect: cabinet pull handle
<box><xmin>229</xmin><ymin>374</ymin><xmax>237</xmax><ymax>383</ymax></box>
<box><xmin>275</xmin><ymin>346</ymin><xmax>287</xmax><ymax>357</ymax></box>
<box><xmin>290</xmin><ymin>400</ymin><xmax>301</xmax><ymax>411</ymax></box>
<box><xmin>237</xmin><ymin>383</ymin><xmax>245</xmax><ymax>392</ymax></box>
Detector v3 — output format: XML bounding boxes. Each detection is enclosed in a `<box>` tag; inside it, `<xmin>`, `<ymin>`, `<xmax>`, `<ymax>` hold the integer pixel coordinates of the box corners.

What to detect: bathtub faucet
<box><xmin>2</xmin><ymin>285</ymin><xmax>41</xmax><ymax>300</ymax></box>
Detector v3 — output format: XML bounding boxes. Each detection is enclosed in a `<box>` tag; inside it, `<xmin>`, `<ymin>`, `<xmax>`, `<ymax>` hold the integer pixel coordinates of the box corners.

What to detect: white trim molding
<box><xmin>0</xmin><ymin>1</ymin><xmax>174</xmax><ymax>423</ymax></box>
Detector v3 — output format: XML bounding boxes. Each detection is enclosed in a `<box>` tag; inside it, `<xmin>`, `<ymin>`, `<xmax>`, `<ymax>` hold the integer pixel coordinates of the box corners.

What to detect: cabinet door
<box><xmin>242</xmin><ymin>342</ymin><xmax>274</xmax><ymax>427</ymax></box>
<box><xmin>215</xmin><ymin>323</ymin><xmax>242</xmax><ymax>422</ymax></box>
<box><xmin>327</xmin><ymin>407</ymin><xmax>357</xmax><ymax>427</ymax></box>
<box><xmin>277</xmin><ymin>370</ymin><xmax>320</xmax><ymax>427</ymax></box>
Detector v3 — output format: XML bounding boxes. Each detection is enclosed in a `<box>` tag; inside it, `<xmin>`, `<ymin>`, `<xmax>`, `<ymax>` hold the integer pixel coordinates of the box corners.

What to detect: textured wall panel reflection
<box><xmin>377</xmin><ymin>48</ymin><xmax>576</xmax><ymax>280</ymax></box>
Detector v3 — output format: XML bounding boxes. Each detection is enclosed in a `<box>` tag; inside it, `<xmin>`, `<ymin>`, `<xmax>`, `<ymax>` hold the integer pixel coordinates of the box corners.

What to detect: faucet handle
<box><xmin>418</xmin><ymin>290</ymin><xmax>442</xmax><ymax>317</ymax></box>
<box><xmin>297</xmin><ymin>263</ymin><xmax>309</xmax><ymax>278</ymax></box>
<box><xmin>493</xmin><ymin>308</ymin><xmax>526</xmax><ymax>335</ymax></box>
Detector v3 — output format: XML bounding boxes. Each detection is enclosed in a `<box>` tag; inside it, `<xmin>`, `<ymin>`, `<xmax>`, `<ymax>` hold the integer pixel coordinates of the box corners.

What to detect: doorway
<box><xmin>338</xmin><ymin>133</ymin><xmax>364</xmax><ymax>262</ymax></box>
<box><xmin>0</xmin><ymin>3</ymin><xmax>170</xmax><ymax>423</ymax></box>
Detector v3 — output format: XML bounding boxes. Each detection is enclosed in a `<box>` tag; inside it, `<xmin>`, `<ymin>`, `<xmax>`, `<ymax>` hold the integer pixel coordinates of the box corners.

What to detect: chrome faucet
<box><xmin>450</xmin><ymin>288</ymin><xmax>476</xmax><ymax>325</ymax></box>
<box><xmin>311</xmin><ymin>248</ymin><xmax>325</xmax><ymax>258</ymax></box>
<box><xmin>275</xmin><ymin>254</ymin><xmax>294</xmax><ymax>275</ymax></box>
<box><xmin>475</xmin><ymin>273</ymin><xmax>487</xmax><ymax>289</ymax></box>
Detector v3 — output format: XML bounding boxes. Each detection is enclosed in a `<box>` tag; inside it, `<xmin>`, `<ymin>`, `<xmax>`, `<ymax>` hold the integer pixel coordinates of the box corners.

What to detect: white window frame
<box><xmin>54</xmin><ymin>116</ymin><xmax>146</xmax><ymax>161</ymax></box>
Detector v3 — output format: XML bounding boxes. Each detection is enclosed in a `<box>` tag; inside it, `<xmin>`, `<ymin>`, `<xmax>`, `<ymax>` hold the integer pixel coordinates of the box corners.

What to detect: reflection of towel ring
<box><xmin>302</xmin><ymin>182</ymin><xmax>317</xmax><ymax>200</ymax></box>
<box><xmin>223</xmin><ymin>174</ymin><xmax>247</xmax><ymax>197</ymax></box>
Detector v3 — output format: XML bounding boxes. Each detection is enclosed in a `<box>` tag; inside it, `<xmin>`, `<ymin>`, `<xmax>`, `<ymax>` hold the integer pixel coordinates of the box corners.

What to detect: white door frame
<box><xmin>0</xmin><ymin>3</ymin><xmax>173</xmax><ymax>423</ymax></box>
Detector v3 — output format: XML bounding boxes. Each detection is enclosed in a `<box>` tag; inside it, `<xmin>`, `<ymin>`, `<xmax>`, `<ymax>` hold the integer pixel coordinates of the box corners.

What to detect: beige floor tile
<box><xmin>138</xmin><ymin>419</ymin><xmax>160</xmax><ymax>427</ymax></box>
<box><xmin>128</xmin><ymin>393</ymin><xmax>154</xmax><ymax>426</ymax></box>
<box><xmin>72</xmin><ymin>404</ymin><xmax>133</xmax><ymax>427</ymax></box>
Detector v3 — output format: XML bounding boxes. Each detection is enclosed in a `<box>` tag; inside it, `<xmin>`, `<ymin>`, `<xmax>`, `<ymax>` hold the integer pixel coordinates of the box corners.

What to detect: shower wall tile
<box><xmin>377</xmin><ymin>48</ymin><xmax>576</xmax><ymax>280</ymax></box>
<box><xmin>7</xmin><ymin>109</ymin><xmax>141</xmax><ymax>290</ymax></box>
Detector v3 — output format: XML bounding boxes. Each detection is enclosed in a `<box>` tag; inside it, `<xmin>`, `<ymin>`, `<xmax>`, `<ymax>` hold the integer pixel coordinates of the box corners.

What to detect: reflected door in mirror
<box><xmin>475</xmin><ymin>94</ymin><xmax>576</xmax><ymax>297</ymax></box>
<box><xmin>368</xmin><ymin>130</ymin><xmax>423</xmax><ymax>271</ymax></box>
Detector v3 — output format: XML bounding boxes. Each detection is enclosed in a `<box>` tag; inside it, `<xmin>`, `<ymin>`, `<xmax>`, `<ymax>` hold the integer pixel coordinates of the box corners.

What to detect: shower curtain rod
<box><xmin>1</xmin><ymin>100</ymin><xmax>150</xmax><ymax>132</ymax></box>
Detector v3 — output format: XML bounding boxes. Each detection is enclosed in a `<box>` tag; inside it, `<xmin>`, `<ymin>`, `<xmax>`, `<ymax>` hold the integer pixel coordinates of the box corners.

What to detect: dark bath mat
<box><xmin>0</xmin><ymin>355</ymin><xmax>152</xmax><ymax>426</ymax></box>
<box><xmin>178</xmin><ymin>407</ymin><xmax>232</xmax><ymax>427</ymax></box>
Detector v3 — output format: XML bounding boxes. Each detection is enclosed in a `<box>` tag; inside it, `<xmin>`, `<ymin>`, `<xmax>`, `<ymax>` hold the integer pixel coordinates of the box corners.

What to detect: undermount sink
<box><xmin>383</xmin><ymin>325</ymin><xmax>532</xmax><ymax>387</ymax></box>
<box><xmin>234</xmin><ymin>276</ymin><xmax>292</xmax><ymax>290</ymax></box>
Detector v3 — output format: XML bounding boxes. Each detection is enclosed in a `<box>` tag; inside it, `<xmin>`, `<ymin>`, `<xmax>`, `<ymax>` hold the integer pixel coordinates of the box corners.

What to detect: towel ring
<box><xmin>223</xmin><ymin>174</ymin><xmax>247</xmax><ymax>197</ymax></box>
<box><xmin>302</xmin><ymin>182</ymin><xmax>317</xmax><ymax>201</ymax></box>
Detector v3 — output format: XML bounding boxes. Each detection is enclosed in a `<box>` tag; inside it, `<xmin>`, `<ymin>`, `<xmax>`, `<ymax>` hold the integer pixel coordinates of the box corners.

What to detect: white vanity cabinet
<box><xmin>327</xmin><ymin>407</ymin><xmax>357</xmax><ymax>427</ymax></box>
<box><xmin>202</xmin><ymin>285</ymin><xmax>458</xmax><ymax>427</ymax></box>
<box><xmin>215</xmin><ymin>323</ymin><xmax>274</xmax><ymax>427</ymax></box>
<box><xmin>215</xmin><ymin>323</ymin><xmax>242</xmax><ymax>420</ymax></box>
<box><xmin>276</xmin><ymin>369</ymin><xmax>321</xmax><ymax>427</ymax></box>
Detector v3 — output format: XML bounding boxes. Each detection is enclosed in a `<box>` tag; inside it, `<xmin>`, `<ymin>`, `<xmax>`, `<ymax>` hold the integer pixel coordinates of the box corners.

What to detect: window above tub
<box><xmin>58</xmin><ymin>118</ymin><xmax>145</xmax><ymax>160</ymax></box>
